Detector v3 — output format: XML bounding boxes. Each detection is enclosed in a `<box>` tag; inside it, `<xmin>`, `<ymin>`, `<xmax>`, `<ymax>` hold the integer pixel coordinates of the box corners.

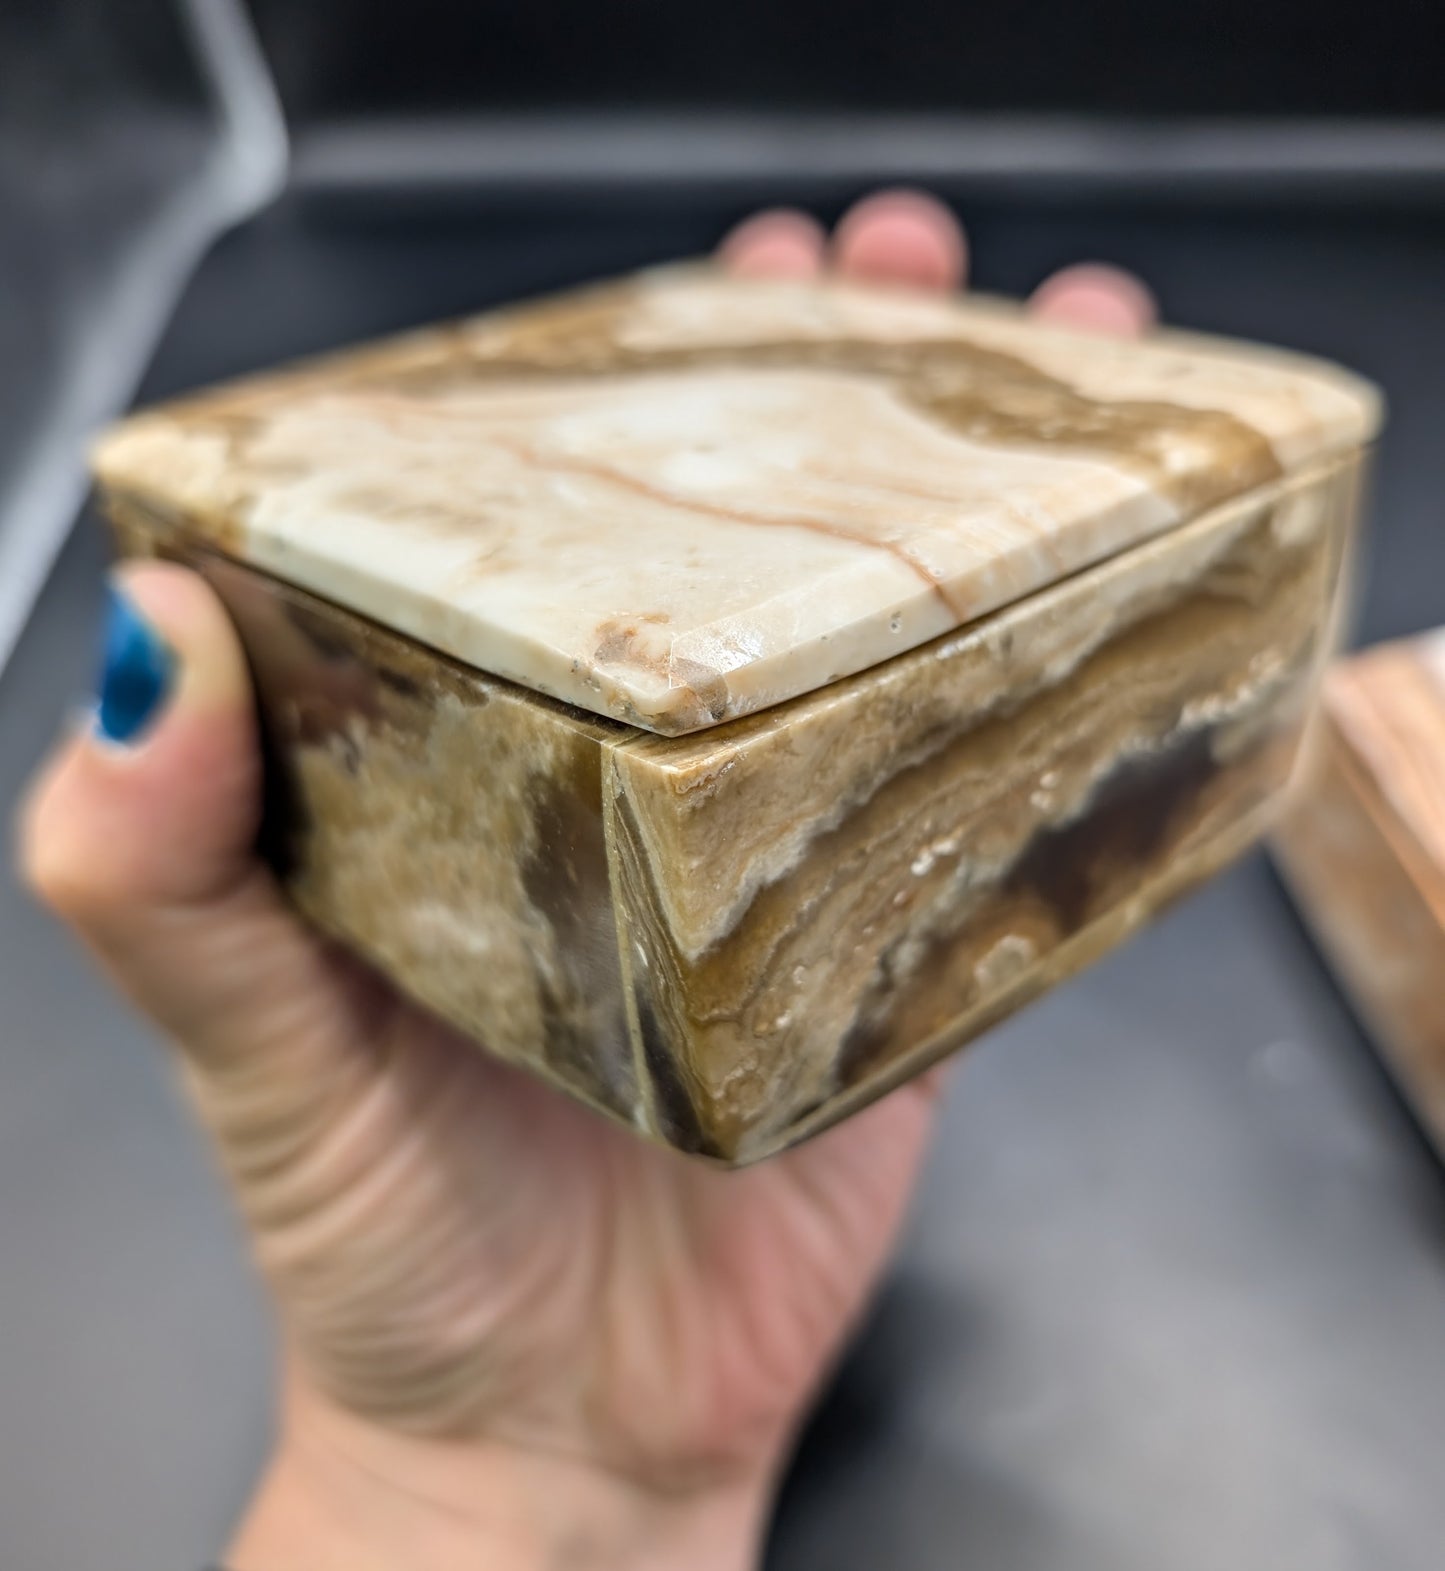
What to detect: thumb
<box><xmin>18</xmin><ymin>561</ymin><xmax>361</xmax><ymax>1070</ymax></box>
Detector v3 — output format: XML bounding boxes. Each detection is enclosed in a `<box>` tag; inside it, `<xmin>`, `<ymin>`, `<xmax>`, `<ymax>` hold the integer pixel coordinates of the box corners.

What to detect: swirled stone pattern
<box><xmin>95</xmin><ymin>270</ymin><xmax>1379</xmax><ymax>1161</ymax></box>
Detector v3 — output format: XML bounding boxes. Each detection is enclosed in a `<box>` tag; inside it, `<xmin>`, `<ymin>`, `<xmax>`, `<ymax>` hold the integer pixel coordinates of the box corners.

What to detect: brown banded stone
<box><xmin>92</xmin><ymin>269</ymin><xmax>1379</xmax><ymax>1162</ymax></box>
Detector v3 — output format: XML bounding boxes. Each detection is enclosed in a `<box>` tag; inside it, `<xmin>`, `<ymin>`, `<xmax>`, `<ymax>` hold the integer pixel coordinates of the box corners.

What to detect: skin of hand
<box><xmin>18</xmin><ymin>192</ymin><xmax>1152</xmax><ymax>1571</ymax></box>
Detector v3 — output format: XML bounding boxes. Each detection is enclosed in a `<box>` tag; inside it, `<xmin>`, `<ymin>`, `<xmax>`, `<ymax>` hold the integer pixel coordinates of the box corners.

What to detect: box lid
<box><xmin>92</xmin><ymin>267</ymin><xmax>1381</xmax><ymax>735</ymax></box>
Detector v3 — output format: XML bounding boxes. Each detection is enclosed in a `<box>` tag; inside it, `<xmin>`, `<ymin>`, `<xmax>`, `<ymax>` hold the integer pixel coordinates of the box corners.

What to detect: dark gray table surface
<box><xmin>3</xmin><ymin>191</ymin><xmax>1444</xmax><ymax>1571</ymax></box>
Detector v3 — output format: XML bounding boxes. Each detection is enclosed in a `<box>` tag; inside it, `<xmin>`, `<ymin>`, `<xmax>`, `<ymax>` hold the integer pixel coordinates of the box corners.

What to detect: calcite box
<box><xmin>92</xmin><ymin>269</ymin><xmax>1380</xmax><ymax>1162</ymax></box>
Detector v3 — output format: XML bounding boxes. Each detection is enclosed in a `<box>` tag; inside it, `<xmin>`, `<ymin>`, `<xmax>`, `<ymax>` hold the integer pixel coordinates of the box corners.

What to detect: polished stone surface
<box><xmin>1274</xmin><ymin>631</ymin><xmax>1445</xmax><ymax>1151</ymax></box>
<box><xmin>92</xmin><ymin>269</ymin><xmax>1380</xmax><ymax>735</ymax></box>
<box><xmin>93</xmin><ymin>268</ymin><xmax>1379</xmax><ymax>1159</ymax></box>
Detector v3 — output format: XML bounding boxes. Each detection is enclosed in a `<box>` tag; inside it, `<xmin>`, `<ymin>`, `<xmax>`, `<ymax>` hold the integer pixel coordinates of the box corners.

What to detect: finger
<box><xmin>18</xmin><ymin>562</ymin><xmax>355</xmax><ymax>1069</ymax></box>
<box><xmin>832</xmin><ymin>188</ymin><xmax>968</xmax><ymax>293</ymax></box>
<box><xmin>1028</xmin><ymin>263</ymin><xmax>1158</xmax><ymax>337</ymax></box>
<box><xmin>718</xmin><ymin>208</ymin><xmax>827</xmax><ymax>279</ymax></box>
<box><xmin>913</xmin><ymin>1061</ymin><xmax>954</xmax><ymax>1104</ymax></box>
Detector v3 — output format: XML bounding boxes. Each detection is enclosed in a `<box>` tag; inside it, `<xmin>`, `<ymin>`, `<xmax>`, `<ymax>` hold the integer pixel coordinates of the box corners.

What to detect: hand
<box><xmin>20</xmin><ymin>192</ymin><xmax>1152</xmax><ymax>1571</ymax></box>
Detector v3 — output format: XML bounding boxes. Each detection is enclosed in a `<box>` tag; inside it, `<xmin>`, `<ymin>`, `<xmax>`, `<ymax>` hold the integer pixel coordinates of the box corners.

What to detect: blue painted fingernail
<box><xmin>96</xmin><ymin>584</ymin><xmax>176</xmax><ymax>744</ymax></box>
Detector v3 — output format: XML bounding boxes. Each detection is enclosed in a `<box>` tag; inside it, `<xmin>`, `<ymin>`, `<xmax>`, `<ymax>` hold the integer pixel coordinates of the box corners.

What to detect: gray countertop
<box><xmin>3</xmin><ymin>191</ymin><xmax>1444</xmax><ymax>1570</ymax></box>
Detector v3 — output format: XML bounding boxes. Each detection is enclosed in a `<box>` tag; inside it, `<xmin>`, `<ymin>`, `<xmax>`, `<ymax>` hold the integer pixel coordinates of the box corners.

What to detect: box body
<box><xmin>109</xmin><ymin>449</ymin><xmax>1362</xmax><ymax>1162</ymax></box>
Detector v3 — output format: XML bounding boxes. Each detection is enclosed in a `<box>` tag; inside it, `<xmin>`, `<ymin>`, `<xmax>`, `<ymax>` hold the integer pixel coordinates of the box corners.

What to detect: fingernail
<box><xmin>96</xmin><ymin>583</ymin><xmax>176</xmax><ymax>744</ymax></box>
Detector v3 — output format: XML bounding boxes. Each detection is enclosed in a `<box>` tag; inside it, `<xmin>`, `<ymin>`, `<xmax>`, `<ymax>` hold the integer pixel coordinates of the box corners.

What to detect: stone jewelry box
<box><xmin>91</xmin><ymin>267</ymin><xmax>1381</xmax><ymax>1164</ymax></box>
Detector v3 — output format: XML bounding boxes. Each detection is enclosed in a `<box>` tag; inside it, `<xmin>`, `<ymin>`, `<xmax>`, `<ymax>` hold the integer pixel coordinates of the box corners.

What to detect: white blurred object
<box><xmin>0</xmin><ymin>0</ymin><xmax>287</xmax><ymax>674</ymax></box>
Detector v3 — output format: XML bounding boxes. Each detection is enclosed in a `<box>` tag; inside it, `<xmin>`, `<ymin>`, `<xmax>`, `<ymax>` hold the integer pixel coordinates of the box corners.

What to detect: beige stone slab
<box><xmin>92</xmin><ymin>268</ymin><xmax>1380</xmax><ymax>736</ymax></box>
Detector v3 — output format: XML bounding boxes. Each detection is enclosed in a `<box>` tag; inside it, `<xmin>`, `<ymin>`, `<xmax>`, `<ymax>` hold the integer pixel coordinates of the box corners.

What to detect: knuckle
<box><xmin>15</xmin><ymin>776</ymin><xmax>105</xmax><ymax>922</ymax></box>
<box><xmin>19</xmin><ymin>827</ymin><xmax>89</xmax><ymax>918</ymax></box>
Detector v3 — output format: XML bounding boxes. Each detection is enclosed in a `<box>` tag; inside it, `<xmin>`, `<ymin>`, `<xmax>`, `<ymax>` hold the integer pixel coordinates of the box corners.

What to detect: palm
<box><xmin>219</xmin><ymin>942</ymin><xmax>939</xmax><ymax>1481</ymax></box>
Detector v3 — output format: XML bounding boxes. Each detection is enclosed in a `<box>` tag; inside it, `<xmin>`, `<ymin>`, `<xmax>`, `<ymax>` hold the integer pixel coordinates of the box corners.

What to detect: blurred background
<box><xmin>3</xmin><ymin>2</ymin><xmax>1445</xmax><ymax>1567</ymax></box>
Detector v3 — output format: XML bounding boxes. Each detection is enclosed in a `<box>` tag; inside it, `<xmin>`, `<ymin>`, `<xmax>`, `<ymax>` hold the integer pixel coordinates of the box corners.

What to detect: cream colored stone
<box><xmin>93</xmin><ymin>270</ymin><xmax>1377</xmax><ymax>1161</ymax></box>
<box><xmin>92</xmin><ymin>269</ymin><xmax>1379</xmax><ymax>736</ymax></box>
